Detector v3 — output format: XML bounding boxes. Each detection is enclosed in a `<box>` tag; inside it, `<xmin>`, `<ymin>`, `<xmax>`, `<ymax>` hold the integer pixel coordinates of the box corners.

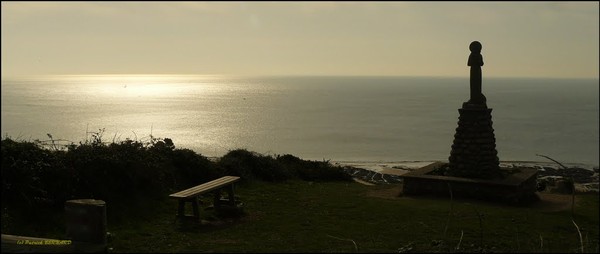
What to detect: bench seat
<box><xmin>169</xmin><ymin>176</ymin><xmax>241</xmax><ymax>221</ymax></box>
<box><xmin>169</xmin><ymin>176</ymin><xmax>240</xmax><ymax>199</ymax></box>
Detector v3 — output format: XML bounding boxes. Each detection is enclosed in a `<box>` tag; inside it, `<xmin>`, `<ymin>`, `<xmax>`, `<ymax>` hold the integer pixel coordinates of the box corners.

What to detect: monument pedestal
<box><xmin>400</xmin><ymin>103</ymin><xmax>539</xmax><ymax>205</ymax></box>
<box><xmin>402</xmin><ymin>162</ymin><xmax>539</xmax><ymax>205</ymax></box>
<box><xmin>448</xmin><ymin>104</ymin><xmax>501</xmax><ymax>179</ymax></box>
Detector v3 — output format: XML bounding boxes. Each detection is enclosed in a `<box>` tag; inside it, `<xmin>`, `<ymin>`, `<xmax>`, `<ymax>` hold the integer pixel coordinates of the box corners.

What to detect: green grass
<box><xmin>3</xmin><ymin>137</ymin><xmax>596</xmax><ymax>252</ymax></box>
<box><xmin>103</xmin><ymin>181</ymin><xmax>599</xmax><ymax>253</ymax></box>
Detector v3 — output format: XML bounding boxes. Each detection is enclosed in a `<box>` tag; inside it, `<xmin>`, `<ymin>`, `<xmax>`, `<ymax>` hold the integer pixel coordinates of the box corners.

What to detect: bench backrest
<box><xmin>169</xmin><ymin>176</ymin><xmax>240</xmax><ymax>199</ymax></box>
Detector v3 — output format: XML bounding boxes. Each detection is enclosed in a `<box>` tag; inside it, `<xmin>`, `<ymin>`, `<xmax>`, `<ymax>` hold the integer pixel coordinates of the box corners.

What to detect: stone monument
<box><xmin>447</xmin><ymin>41</ymin><xmax>502</xmax><ymax>179</ymax></box>
<box><xmin>401</xmin><ymin>41</ymin><xmax>539</xmax><ymax>204</ymax></box>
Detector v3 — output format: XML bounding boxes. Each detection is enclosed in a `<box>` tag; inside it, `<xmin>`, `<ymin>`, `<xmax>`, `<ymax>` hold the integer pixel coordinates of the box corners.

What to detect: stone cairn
<box><xmin>448</xmin><ymin>41</ymin><xmax>502</xmax><ymax>179</ymax></box>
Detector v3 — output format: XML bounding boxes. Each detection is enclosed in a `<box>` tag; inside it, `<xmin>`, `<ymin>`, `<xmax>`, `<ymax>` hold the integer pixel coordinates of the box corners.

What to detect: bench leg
<box><xmin>191</xmin><ymin>197</ymin><xmax>200</xmax><ymax>219</ymax></box>
<box><xmin>213</xmin><ymin>190</ymin><xmax>222</xmax><ymax>208</ymax></box>
<box><xmin>227</xmin><ymin>185</ymin><xmax>236</xmax><ymax>206</ymax></box>
<box><xmin>177</xmin><ymin>200</ymin><xmax>186</xmax><ymax>218</ymax></box>
<box><xmin>212</xmin><ymin>184</ymin><xmax>237</xmax><ymax>208</ymax></box>
<box><xmin>177</xmin><ymin>198</ymin><xmax>201</xmax><ymax>221</ymax></box>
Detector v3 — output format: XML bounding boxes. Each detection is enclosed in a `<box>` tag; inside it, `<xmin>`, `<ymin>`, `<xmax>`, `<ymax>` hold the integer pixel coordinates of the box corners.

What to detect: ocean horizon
<box><xmin>1</xmin><ymin>75</ymin><xmax>598</xmax><ymax>167</ymax></box>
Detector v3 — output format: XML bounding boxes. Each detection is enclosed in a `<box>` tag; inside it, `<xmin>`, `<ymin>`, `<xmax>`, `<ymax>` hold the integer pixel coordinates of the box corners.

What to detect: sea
<box><xmin>1</xmin><ymin>75</ymin><xmax>598</xmax><ymax>168</ymax></box>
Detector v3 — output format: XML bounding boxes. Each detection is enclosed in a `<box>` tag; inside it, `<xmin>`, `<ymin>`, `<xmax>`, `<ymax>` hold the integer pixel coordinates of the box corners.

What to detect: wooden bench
<box><xmin>169</xmin><ymin>176</ymin><xmax>241</xmax><ymax>220</ymax></box>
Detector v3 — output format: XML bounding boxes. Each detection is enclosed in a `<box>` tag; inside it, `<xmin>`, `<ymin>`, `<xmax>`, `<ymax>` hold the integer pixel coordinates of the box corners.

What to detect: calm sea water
<box><xmin>1</xmin><ymin>75</ymin><xmax>598</xmax><ymax>166</ymax></box>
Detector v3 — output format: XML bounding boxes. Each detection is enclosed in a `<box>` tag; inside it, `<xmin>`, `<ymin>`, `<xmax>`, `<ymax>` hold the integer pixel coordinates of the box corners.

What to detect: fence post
<box><xmin>65</xmin><ymin>199</ymin><xmax>107</xmax><ymax>245</ymax></box>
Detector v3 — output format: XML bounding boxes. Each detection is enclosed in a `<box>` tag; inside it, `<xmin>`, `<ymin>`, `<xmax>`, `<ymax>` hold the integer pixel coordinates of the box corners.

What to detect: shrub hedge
<box><xmin>1</xmin><ymin>137</ymin><xmax>351</xmax><ymax>212</ymax></box>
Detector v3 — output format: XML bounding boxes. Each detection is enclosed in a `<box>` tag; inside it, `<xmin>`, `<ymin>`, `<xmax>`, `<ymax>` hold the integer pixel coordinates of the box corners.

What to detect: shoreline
<box><xmin>336</xmin><ymin>160</ymin><xmax>600</xmax><ymax>193</ymax></box>
<box><xmin>334</xmin><ymin>160</ymin><xmax>599</xmax><ymax>174</ymax></box>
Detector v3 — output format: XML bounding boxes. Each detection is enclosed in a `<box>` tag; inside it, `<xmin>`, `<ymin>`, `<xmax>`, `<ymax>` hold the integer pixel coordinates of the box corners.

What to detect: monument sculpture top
<box><xmin>448</xmin><ymin>40</ymin><xmax>501</xmax><ymax>179</ymax></box>
<box><xmin>465</xmin><ymin>41</ymin><xmax>487</xmax><ymax>108</ymax></box>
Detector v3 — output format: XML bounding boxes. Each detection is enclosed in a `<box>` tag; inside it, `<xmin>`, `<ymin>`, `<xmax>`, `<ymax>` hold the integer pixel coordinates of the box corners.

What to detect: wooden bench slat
<box><xmin>169</xmin><ymin>176</ymin><xmax>240</xmax><ymax>199</ymax></box>
<box><xmin>173</xmin><ymin>176</ymin><xmax>238</xmax><ymax>196</ymax></box>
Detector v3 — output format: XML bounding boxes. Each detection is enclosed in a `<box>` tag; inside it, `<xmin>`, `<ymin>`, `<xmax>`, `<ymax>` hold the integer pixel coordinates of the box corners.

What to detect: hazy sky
<box><xmin>2</xmin><ymin>2</ymin><xmax>599</xmax><ymax>78</ymax></box>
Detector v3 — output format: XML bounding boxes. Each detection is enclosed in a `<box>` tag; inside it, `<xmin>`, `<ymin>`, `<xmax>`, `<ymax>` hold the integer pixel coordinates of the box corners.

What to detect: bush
<box><xmin>276</xmin><ymin>154</ymin><xmax>353</xmax><ymax>182</ymax></box>
<box><xmin>217</xmin><ymin>150</ymin><xmax>352</xmax><ymax>183</ymax></box>
<box><xmin>1</xmin><ymin>136</ymin><xmax>220</xmax><ymax>210</ymax></box>
<box><xmin>170</xmin><ymin>148</ymin><xmax>222</xmax><ymax>189</ymax></box>
<box><xmin>1</xmin><ymin>136</ymin><xmax>352</xmax><ymax>217</ymax></box>
<box><xmin>1</xmin><ymin>138</ymin><xmax>66</xmax><ymax>208</ymax></box>
<box><xmin>218</xmin><ymin>149</ymin><xmax>293</xmax><ymax>182</ymax></box>
<box><xmin>63</xmin><ymin>140</ymin><xmax>166</xmax><ymax>205</ymax></box>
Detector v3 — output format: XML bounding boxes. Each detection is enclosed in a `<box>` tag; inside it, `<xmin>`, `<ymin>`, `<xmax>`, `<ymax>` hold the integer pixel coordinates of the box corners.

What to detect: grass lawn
<box><xmin>106</xmin><ymin>181</ymin><xmax>599</xmax><ymax>253</ymax></box>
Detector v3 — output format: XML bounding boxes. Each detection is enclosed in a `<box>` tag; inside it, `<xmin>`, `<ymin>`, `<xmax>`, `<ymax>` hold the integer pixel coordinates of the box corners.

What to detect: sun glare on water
<box><xmin>52</xmin><ymin>74</ymin><xmax>222</xmax><ymax>98</ymax></box>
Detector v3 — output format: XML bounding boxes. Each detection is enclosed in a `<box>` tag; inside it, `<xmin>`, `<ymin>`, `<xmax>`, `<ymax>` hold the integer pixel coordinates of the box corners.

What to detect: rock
<box><xmin>342</xmin><ymin>163</ymin><xmax>598</xmax><ymax>190</ymax></box>
<box><xmin>537</xmin><ymin>167</ymin><xmax>595</xmax><ymax>183</ymax></box>
<box><xmin>342</xmin><ymin>166</ymin><xmax>402</xmax><ymax>185</ymax></box>
<box><xmin>575</xmin><ymin>182</ymin><xmax>599</xmax><ymax>194</ymax></box>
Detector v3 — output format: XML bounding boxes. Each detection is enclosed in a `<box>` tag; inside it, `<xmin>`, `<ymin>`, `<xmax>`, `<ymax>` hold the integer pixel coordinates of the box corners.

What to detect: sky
<box><xmin>1</xmin><ymin>1</ymin><xmax>599</xmax><ymax>79</ymax></box>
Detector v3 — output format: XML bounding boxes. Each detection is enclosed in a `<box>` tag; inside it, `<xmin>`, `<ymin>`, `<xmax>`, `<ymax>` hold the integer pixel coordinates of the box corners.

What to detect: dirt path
<box><xmin>531</xmin><ymin>193</ymin><xmax>577</xmax><ymax>212</ymax></box>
